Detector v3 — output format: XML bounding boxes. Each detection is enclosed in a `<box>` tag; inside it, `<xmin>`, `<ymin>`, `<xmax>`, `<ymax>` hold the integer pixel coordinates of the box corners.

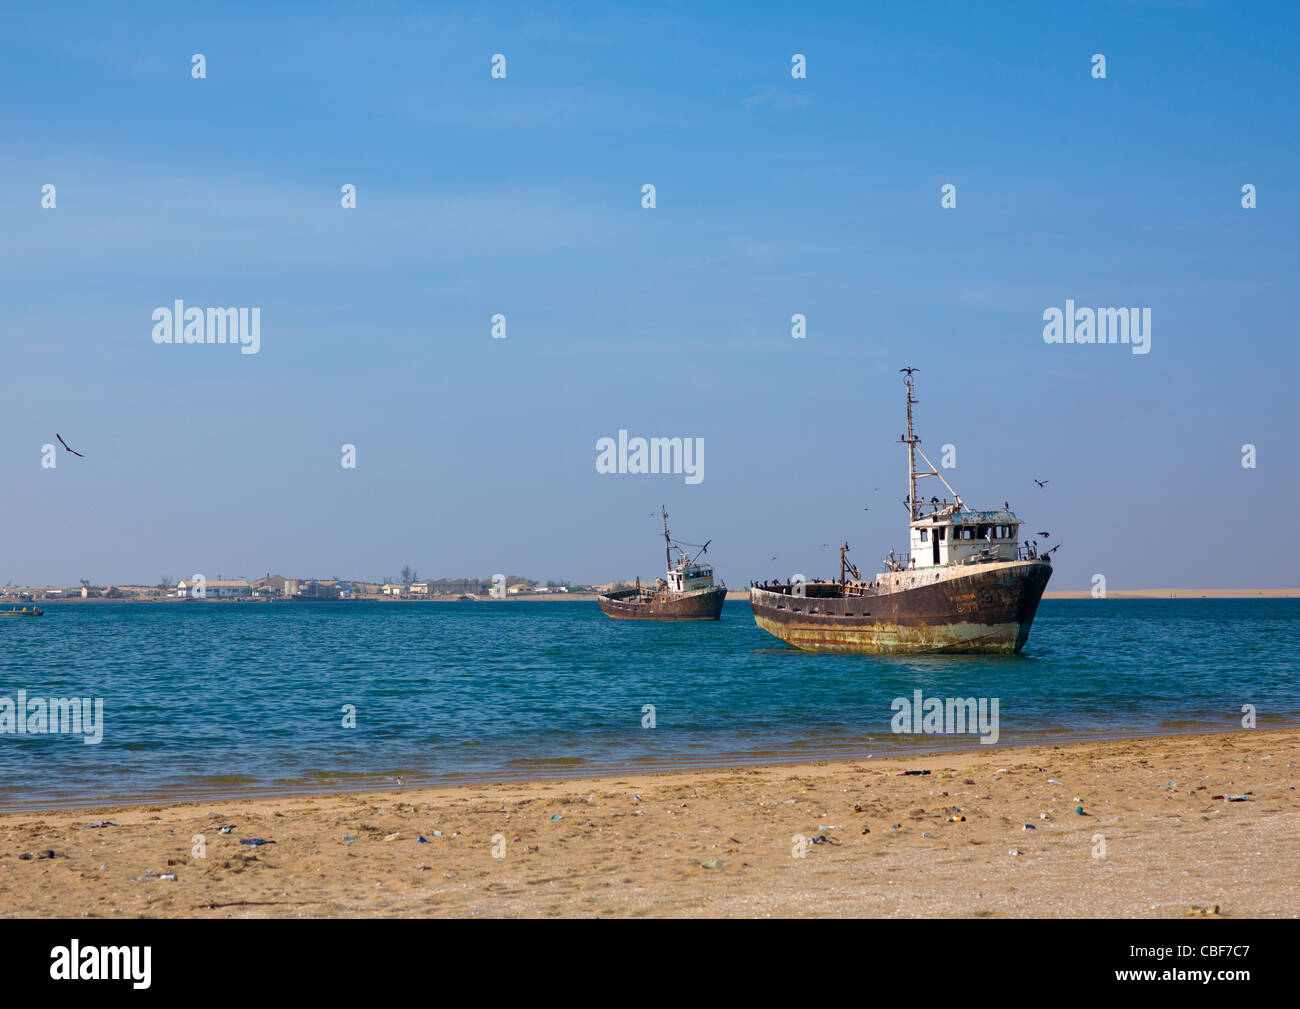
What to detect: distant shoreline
<box><xmin>10</xmin><ymin>587</ymin><xmax>1299</xmax><ymax>603</ymax></box>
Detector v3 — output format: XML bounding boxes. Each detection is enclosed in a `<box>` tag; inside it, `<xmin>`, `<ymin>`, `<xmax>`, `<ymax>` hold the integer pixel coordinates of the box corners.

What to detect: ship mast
<box><xmin>663</xmin><ymin>505</ymin><xmax>672</xmax><ymax>573</ymax></box>
<box><xmin>899</xmin><ymin>368</ymin><xmax>920</xmax><ymax>520</ymax></box>
<box><xmin>839</xmin><ymin>542</ymin><xmax>859</xmax><ymax>588</ymax></box>
<box><xmin>897</xmin><ymin>368</ymin><xmax>963</xmax><ymax>519</ymax></box>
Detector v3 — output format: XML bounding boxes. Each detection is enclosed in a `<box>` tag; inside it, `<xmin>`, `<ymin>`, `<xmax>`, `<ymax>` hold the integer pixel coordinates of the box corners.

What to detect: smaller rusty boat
<box><xmin>598</xmin><ymin>507</ymin><xmax>727</xmax><ymax>620</ymax></box>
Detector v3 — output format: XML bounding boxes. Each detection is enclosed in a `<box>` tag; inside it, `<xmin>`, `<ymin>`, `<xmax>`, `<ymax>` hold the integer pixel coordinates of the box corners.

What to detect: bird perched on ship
<box><xmin>56</xmin><ymin>433</ymin><xmax>84</xmax><ymax>458</ymax></box>
<box><xmin>1033</xmin><ymin>478</ymin><xmax>1048</xmax><ymax>488</ymax></box>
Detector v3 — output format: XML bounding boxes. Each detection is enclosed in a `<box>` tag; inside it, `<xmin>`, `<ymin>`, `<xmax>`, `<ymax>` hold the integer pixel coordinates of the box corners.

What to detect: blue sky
<box><xmin>2</xmin><ymin>0</ymin><xmax>1297</xmax><ymax>589</ymax></box>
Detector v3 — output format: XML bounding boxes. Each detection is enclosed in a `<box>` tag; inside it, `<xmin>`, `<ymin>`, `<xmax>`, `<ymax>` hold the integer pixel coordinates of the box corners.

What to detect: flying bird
<box><xmin>1033</xmin><ymin>478</ymin><xmax>1048</xmax><ymax>488</ymax></box>
<box><xmin>1037</xmin><ymin>531</ymin><xmax>1050</xmax><ymax>538</ymax></box>
<box><xmin>56</xmin><ymin>434</ymin><xmax>84</xmax><ymax>458</ymax></box>
<box><xmin>900</xmin><ymin>366</ymin><xmax>919</xmax><ymax>375</ymax></box>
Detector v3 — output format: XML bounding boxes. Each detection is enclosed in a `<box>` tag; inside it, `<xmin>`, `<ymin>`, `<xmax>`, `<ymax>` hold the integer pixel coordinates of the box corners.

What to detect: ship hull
<box><xmin>597</xmin><ymin>586</ymin><xmax>727</xmax><ymax>620</ymax></box>
<box><xmin>750</xmin><ymin>560</ymin><xmax>1051</xmax><ymax>654</ymax></box>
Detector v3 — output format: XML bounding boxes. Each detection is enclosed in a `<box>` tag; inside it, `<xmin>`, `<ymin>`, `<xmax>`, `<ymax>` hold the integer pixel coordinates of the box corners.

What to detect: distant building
<box><xmin>426</xmin><ymin>578</ymin><xmax>487</xmax><ymax>596</ymax></box>
<box><xmin>295</xmin><ymin>580</ymin><xmax>353</xmax><ymax>600</ymax></box>
<box><xmin>177</xmin><ymin>579</ymin><xmax>252</xmax><ymax>599</ymax></box>
<box><xmin>381</xmin><ymin>583</ymin><xmax>402</xmax><ymax>596</ymax></box>
<box><xmin>252</xmin><ymin>575</ymin><xmax>290</xmax><ymax>596</ymax></box>
<box><xmin>408</xmin><ymin>582</ymin><xmax>430</xmax><ymax>596</ymax></box>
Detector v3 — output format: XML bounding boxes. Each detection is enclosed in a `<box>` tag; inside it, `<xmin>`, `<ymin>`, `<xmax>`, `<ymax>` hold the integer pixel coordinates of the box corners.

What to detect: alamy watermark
<box><xmin>152</xmin><ymin>301</ymin><xmax>261</xmax><ymax>355</ymax></box>
<box><xmin>595</xmin><ymin>431</ymin><xmax>704</xmax><ymax>485</ymax></box>
<box><xmin>890</xmin><ymin>689</ymin><xmax>999</xmax><ymax>744</ymax></box>
<box><xmin>1042</xmin><ymin>300</ymin><xmax>1150</xmax><ymax>355</ymax></box>
<box><xmin>1</xmin><ymin>691</ymin><xmax>104</xmax><ymax>744</ymax></box>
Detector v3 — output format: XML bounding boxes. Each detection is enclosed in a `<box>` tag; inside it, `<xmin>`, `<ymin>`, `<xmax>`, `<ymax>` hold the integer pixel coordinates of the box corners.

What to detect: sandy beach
<box><xmin>2</xmin><ymin>728</ymin><xmax>1296</xmax><ymax>918</ymax></box>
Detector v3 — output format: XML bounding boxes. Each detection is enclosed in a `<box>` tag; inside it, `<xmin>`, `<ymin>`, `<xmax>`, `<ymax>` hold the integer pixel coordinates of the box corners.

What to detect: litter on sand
<box><xmin>239</xmin><ymin>838</ymin><xmax>275</xmax><ymax>846</ymax></box>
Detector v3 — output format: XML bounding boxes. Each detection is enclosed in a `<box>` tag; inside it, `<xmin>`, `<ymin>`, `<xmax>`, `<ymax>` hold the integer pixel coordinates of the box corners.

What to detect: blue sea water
<box><xmin>0</xmin><ymin>599</ymin><xmax>1296</xmax><ymax>811</ymax></box>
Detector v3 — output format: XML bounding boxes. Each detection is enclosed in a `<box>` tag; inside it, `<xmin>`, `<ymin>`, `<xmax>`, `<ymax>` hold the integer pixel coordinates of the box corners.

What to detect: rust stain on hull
<box><xmin>750</xmin><ymin>560</ymin><xmax>1052</xmax><ymax>654</ymax></box>
<box><xmin>598</xmin><ymin>585</ymin><xmax>727</xmax><ymax>621</ymax></box>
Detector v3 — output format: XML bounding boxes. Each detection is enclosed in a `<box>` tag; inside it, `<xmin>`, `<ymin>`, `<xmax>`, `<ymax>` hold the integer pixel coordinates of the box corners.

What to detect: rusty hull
<box><xmin>597</xmin><ymin>585</ymin><xmax>727</xmax><ymax>621</ymax></box>
<box><xmin>749</xmin><ymin>559</ymin><xmax>1052</xmax><ymax>654</ymax></box>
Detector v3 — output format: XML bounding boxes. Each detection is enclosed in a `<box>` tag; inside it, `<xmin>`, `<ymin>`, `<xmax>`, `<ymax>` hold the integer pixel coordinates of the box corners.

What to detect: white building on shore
<box><xmin>177</xmin><ymin>578</ymin><xmax>252</xmax><ymax>599</ymax></box>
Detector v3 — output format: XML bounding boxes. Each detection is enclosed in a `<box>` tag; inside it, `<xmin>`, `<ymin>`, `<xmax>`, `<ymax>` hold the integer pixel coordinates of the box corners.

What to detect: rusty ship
<box><xmin>597</xmin><ymin>507</ymin><xmax>727</xmax><ymax>620</ymax></box>
<box><xmin>749</xmin><ymin>369</ymin><xmax>1054</xmax><ymax>654</ymax></box>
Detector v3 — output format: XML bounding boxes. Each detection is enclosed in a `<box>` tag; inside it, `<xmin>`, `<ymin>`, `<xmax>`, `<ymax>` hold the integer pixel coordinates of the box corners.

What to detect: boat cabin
<box><xmin>909</xmin><ymin>507</ymin><xmax>1021</xmax><ymax>568</ymax></box>
<box><xmin>666</xmin><ymin>562</ymin><xmax>715</xmax><ymax>593</ymax></box>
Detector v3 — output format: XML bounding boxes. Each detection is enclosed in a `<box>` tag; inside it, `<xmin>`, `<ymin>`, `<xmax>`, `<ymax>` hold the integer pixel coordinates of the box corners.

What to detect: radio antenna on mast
<box><xmin>897</xmin><ymin>368</ymin><xmax>962</xmax><ymax>517</ymax></box>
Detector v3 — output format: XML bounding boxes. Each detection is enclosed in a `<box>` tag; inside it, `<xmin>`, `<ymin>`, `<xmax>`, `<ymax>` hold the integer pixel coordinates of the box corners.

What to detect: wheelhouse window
<box><xmin>919</xmin><ymin>529</ymin><xmax>929</xmax><ymax>542</ymax></box>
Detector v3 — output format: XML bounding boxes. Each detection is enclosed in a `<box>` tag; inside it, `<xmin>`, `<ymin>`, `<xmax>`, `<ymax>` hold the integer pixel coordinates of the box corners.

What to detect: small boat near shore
<box><xmin>1</xmin><ymin>605</ymin><xmax>43</xmax><ymax>617</ymax></box>
<box><xmin>598</xmin><ymin>507</ymin><xmax>727</xmax><ymax>620</ymax></box>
